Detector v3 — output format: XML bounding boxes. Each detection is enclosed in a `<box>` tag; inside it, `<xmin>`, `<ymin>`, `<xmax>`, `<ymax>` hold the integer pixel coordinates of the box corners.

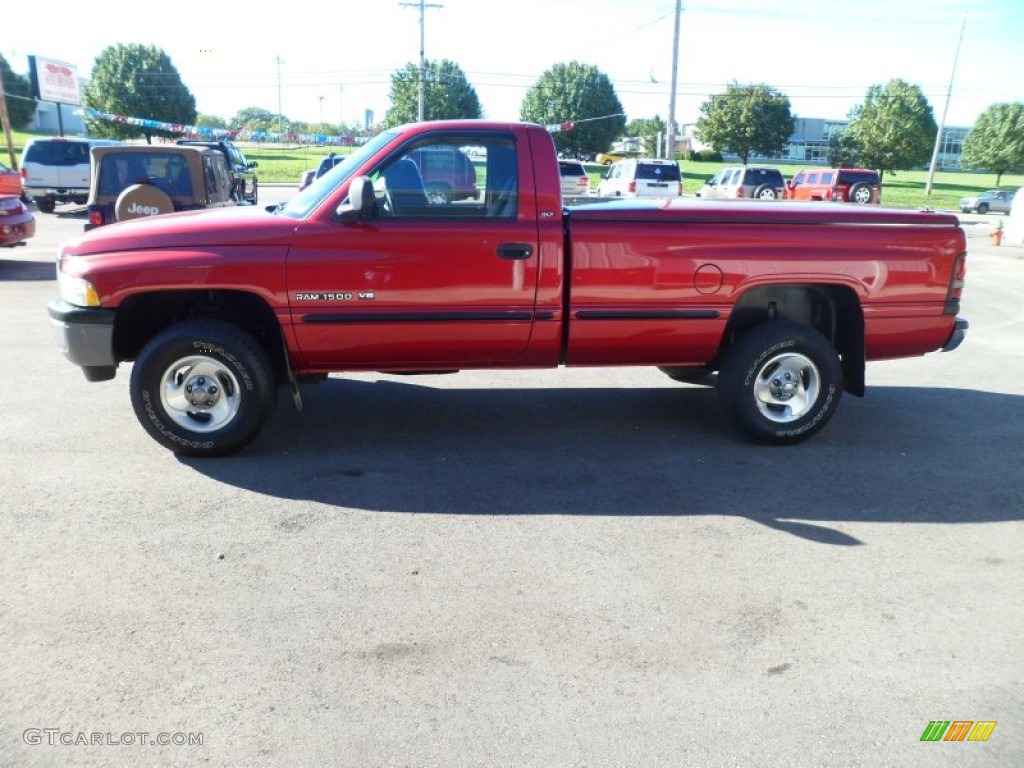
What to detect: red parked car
<box><xmin>0</xmin><ymin>195</ymin><xmax>36</xmax><ymax>247</ymax></box>
<box><xmin>0</xmin><ymin>160</ymin><xmax>25</xmax><ymax>200</ymax></box>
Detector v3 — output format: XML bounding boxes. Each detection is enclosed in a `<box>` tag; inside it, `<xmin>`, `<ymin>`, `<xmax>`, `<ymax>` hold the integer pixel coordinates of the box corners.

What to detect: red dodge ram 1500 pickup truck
<box><xmin>48</xmin><ymin>120</ymin><xmax>968</xmax><ymax>456</ymax></box>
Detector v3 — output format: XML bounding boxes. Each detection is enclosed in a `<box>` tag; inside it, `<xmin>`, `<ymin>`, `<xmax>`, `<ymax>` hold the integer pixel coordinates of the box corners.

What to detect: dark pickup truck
<box><xmin>50</xmin><ymin>120</ymin><xmax>968</xmax><ymax>456</ymax></box>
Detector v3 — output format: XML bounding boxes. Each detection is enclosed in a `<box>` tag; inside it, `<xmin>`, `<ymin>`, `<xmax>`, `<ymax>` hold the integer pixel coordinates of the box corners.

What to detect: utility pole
<box><xmin>925</xmin><ymin>15</ymin><xmax>966</xmax><ymax>196</ymax></box>
<box><xmin>400</xmin><ymin>0</ymin><xmax>443</xmax><ymax>122</ymax></box>
<box><xmin>276</xmin><ymin>55</ymin><xmax>284</xmax><ymax>137</ymax></box>
<box><xmin>339</xmin><ymin>85</ymin><xmax>344</xmax><ymax>129</ymax></box>
<box><xmin>666</xmin><ymin>0</ymin><xmax>682</xmax><ymax>160</ymax></box>
<box><xmin>319</xmin><ymin>95</ymin><xmax>325</xmax><ymax>129</ymax></box>
<box><xmin>0</xmin><ymin>65</ymin><xmax>18</xmax><ymax>170</ymax></box>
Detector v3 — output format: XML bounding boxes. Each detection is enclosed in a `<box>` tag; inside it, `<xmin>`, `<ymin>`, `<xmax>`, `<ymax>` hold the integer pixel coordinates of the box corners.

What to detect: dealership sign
<box><xmin>29</xmin><ymin>56</ymin><xmax>82</xmax><ymax>106</ymax></box>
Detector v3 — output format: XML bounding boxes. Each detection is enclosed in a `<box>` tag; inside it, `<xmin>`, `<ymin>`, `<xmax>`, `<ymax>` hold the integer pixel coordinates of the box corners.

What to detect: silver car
<box><xmin>959</xmin><ymin>189</ymin><xmax>1016</xmax><ymax>215</ymax></box>
<box><xmin>696</xmin><ymin>166</ymin><xmax>785</xmax><ymax>200</ymax></box>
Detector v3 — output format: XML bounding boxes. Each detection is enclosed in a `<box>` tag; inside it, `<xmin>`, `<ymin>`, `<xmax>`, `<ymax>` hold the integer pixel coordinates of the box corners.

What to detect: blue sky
<box><xmin>7</xmin><ymin>0</ymin><xmax>1023</xmax><ymax>129</ymax></box>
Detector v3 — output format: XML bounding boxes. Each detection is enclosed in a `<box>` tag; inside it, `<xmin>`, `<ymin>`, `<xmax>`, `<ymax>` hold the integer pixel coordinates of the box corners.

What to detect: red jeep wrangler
<box><xmin>785</xmin><ymin>168</ymin><xmax>881</xmax><ymax>204</ymax></box>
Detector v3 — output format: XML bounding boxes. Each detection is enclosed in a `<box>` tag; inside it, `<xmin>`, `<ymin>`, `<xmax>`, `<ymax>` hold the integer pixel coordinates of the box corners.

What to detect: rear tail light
<box><xmin>628</xmin><ymin>181</ymin><xmax>636</xmax><ymax>194</ymax></box>
<box><xmin>577</xmin><ymin>177</ymin><xmax>587</xmax><ymax>189</ymax></box>
<box><xmin>677</xmin><ymin>183</ymin><xmax>682</xmax><ymax>196</ymax></box>
<box><xmin>945</xmin><ymin>252</ymin><xmax>967</xmax><ymax>314</ymax></box>
<box><xmin>735</xmin><ymin>187</ymin><xmax>744</xmax><ymax>198</ymax></box>
<box><xmin>88</xmin><ymin>208</ymin><xmax>105</xmax><ymax>227</ymax></box>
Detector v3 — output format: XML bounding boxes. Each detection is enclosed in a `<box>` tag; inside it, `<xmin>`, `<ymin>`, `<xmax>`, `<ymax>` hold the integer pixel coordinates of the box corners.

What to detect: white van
<box><xmin>597</xmin><ymin>158</ymin><xmax>681</xmax><ymax>199</ymax></box>
<box><xmin>21</xmin><ymin>137</ymin><xmax>121</xmax><ymax>213</ymax></box>
<box><xmin>1003</xmin><ymin>186</ymin><xmax>1024</xmax><ymax>247</ymax></box>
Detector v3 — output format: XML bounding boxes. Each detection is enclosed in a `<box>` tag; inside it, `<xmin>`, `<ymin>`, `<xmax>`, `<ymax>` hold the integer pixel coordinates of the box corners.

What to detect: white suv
<box><xmin>597</xmin><ymin>158</ymin><xmax>681</xmax><ymax>199</ymax></box>
<box><xmin>21</xmin><ymin>137</ymin><xmax>121</xmax><ymax>213</ymax></box>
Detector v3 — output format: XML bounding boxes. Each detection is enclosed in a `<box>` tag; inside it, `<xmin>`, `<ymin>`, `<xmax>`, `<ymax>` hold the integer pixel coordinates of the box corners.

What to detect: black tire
<box><xmin>976</xmin><ymin>203</ymin><xmax>989</xmax><ymax>215</ymax></box>
<box><xmin>130</xmin><ymin>320</ymin><xmax>276</xmax><ymax>457</ymax></box>
<box><xmin>752</xmin><ymin>184</ymin><xmax>777</xmax><ymax>200</ymax></box>
<box><xmin>36</xmin><ymin>197</ymin><xmax>56</xmax><ymax>214</ymax></box>
<box><xmin>718</xmin><ymin>321</ymin><xmax>842</xmax><ymax>445</ymax></box>
<box><xmin>848</xmin><ymin>181</ymin><xmax>873</xmax><ymax>204</ymax></box>
<box><xmin>248</xmin><ymin>180</ymin><xmax>258</xmax><ymax>205</ymax></box>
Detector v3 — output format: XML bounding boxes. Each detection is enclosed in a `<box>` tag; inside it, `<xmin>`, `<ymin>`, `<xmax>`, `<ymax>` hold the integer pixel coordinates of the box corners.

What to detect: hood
<box><xmin>62</xmin><ymin>205</ymin><xmax>298</xmax><ymax>256</ymax></box>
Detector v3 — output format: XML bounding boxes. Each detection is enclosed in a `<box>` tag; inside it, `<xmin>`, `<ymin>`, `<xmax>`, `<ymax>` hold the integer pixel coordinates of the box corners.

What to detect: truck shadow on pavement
<box><xmin>0</xmin><ymin>258</ymin><xmax>55</xmax><ymax>281</ymax></box>
<box><xmin>183</xmin><ymin>378</ymin><xmax>1023</xmax><ymax>545</ymax></box>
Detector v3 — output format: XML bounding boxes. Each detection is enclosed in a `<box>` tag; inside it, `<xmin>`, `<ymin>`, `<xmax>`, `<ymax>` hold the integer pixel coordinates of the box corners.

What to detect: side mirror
<box><xmin>337</xmin><ymin>176</ymin><xmax>375</xmax><ymax>219</ymax></box>
<box><xmin>249</xmin><ymin>161</ymin><xmax>258</xmax><ymax>169</ymax></box>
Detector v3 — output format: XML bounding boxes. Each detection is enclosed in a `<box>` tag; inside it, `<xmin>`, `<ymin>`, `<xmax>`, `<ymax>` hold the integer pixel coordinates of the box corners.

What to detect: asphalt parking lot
<box><xmin>1</xmin><ymin>195</ymin><xmax>1021</xmax><ymax>767</ymax></box>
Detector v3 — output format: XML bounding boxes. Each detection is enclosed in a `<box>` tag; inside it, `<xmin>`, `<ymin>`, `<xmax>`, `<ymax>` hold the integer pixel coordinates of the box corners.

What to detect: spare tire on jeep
<box><xmin>115</xmin><ymin>184</ymin><xmax>174</xmax><ymax>222</ymax></box>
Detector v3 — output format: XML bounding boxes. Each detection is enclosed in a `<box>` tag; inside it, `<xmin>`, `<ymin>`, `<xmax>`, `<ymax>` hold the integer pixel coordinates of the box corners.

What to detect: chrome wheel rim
<box><xmin>159</xmin><ymin>355</ymin><xmax>241</xmax><ymax>433</ymax></box>
<box><xmin>752</xmin><ymin>352</ymin><xmax>820</xmax><ymax>423</ymax></box>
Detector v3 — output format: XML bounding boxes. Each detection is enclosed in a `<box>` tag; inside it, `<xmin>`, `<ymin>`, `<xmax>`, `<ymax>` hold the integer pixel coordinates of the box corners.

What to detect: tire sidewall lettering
<box><xmin>191</xmin><ymin>340</ymin><xmax>254</xmax><ymax>391</ymax></box>
<box><xmin>140</xmin><ymin>389</ymin><xmax>215</xmax><ymax>450</ymax></box>
<box><xmin>742</xmin><ymin>339</ymin><xmax>797</xmax><ymax>388</ymax></box>
<box><xmin>774</xmin><ymin>383</ymin><xmax>836</xmax><ymax>438</ymax></box>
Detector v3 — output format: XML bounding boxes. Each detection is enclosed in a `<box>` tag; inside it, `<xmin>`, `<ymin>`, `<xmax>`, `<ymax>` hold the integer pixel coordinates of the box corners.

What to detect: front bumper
<box><xmin>48</xmin><ymin>298</ymin><xmax>118</xmax><ymax>381</ymax></box>
<box><xmin>942</xmin><ymin>318</ymin><xmax>969</xmax><ymax>352</ymax></box>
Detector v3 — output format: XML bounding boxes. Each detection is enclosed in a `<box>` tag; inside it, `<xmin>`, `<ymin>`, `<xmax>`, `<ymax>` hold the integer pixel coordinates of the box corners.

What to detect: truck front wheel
<box><xmin>718</xmin><ymin>321</ymin><xmax>842</xmax><ymax>445</ymax></box>
<box><xmin>129</xmin><ymin>320</ymin><xmax>276</xmax><ymax>456</ymax></box>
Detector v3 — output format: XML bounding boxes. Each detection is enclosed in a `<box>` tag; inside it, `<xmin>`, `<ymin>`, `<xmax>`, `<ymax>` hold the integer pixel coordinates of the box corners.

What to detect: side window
<box><xmin>820</xmin><ymin>171</ymin><xmax>834</xmax><ymax>185</ymax></box>
<box><xmin>792</xmin><ymin>172</ymin><xmax>805</xmax><ymax>186</ymax></box>
<box><xmin>203</xmin><ymin>156</ymin><xmax>218</xmax><ymax>196</ymax></box>
<box><xmin>808</xmin><ymin>172</ymin><xmax>820</xmax><ymax>184</ymax></box>
<box><xmin>372</xmin><ymin>134</ymin><xmax>515</xmax><ymax>219</ymax></box>
<box><xmin>729</xmin><ymin>169</ymin><xmax>743</xmax><ymax>186</ymax></box>
<box><xmin>213</xmin><ymin>157</ymin><xmax>231</xmax><ymax>195</ymax></box>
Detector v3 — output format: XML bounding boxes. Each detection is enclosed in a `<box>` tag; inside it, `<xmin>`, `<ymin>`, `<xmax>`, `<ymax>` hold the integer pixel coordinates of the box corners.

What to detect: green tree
<box><xmin>959</xmin><ymin>102</ymin><xmax>1024</xmax><ymax>185</ymax></box>
<box><xmin>196</xmin><ymin>112</ymin><xmax>227</xmax><ymax>130</ymax></box>
<box><xmin>843</xmin><ymin>79</ymin><xmax>936</xmax><ymax>178</ymax></box>
<box><xmin>0</xmin><ymin>54</ymin><xmax>37</xmax><ymax>130</ymax></box>
<box><xmin>384</xmin><ymin>59</ymin><xmax>482</xmax><ymax>127</ymax></box>
<box><xmin>520</xmin><ymin>61</ymin><xmax>625</xmax><ymax>158</ymax></box>
<box><xmin>230</xmin><ymin>106</ymin><xmax>287</xmax><ymax>134</ymax></box>
<box><xmin>695</xmin><ymin>82</ymin><xmax>794</xmax><ymax>165</ymax></box>
<box><xmin>82</xmin><ymin>44</ymin><xmax>196</xmax><ymax>143</ymax></box>
<box><xmin>625</xmin><ymin>116</ymin><xmax>672</xmax><ymax>156</ymax></box>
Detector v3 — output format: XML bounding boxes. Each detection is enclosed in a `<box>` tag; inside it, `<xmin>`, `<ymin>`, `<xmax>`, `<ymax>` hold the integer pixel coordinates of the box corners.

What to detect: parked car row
<box><xmin>17</xmin><ymin>136</ymin><xmax>258</xmax><ymax>215</ymax></box>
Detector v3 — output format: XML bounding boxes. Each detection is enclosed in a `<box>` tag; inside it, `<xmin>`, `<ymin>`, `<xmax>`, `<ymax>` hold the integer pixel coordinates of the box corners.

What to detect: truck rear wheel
<box><xmin>129</xmin><ymin>320</ymin><xmax>276</xmax><ymax>456</ymax></box>
<box><xmin>718</xmin><ymin>321</ymin><xmax>842</xmax><ymax>444</ymax></box>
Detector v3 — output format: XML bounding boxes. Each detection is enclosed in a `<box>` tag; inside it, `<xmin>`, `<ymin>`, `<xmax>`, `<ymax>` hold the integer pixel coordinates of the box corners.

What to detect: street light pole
<box><xmin>925</xmin><ymin>15</ymin><xmax>967</xmax><ymax>196</ymax></box>
<box><xmin>400</xmin><ymin>0</ymin><xmax>443</xmax><ymax>122</ymax></box>
<box><xmin>276</xmin><ymin>55</ymin><xmax>284</xmax><ymax>137</ymax></box>
<box><xmin>666</xmin><ymin>0</ymin><xmax>682</xmax><ymax>160</ymax></box>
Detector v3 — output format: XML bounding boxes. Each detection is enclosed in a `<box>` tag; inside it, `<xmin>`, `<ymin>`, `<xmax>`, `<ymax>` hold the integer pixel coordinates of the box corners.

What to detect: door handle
<box><xmin>497</xmin><ymin>243</ymin><xmax>533</xmax><ymax>260</ymax></box>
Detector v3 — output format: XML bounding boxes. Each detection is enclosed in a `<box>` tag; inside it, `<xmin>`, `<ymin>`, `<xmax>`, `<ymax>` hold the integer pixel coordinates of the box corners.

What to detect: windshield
<box><xmin>277</xmin><ymin>131</ymin><xmax>398</xmax><ymax>219</ymax></box>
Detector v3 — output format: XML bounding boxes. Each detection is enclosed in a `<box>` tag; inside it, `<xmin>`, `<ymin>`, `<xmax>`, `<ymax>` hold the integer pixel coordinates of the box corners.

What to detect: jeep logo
<box><xmin>128</xmin><ymin>202</ymin><xmax>161</xmax><ymax>216</ymax></box>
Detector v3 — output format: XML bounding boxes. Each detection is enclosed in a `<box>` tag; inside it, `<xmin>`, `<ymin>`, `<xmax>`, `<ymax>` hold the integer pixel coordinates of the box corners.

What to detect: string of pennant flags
<box><xmin>73</xmin><ymin>108</ymin><xmax>362</xmax><ymax>145</ymax></box>
<box><xmin>72</xmin><ymin>108</ymin><xmax>622</xmax><ymax>144</ymax></box>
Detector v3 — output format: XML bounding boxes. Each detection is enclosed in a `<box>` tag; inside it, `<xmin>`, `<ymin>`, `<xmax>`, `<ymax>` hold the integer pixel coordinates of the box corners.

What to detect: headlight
<box><xmin>58</xmin><ymin>273</ymin><xmax>101</xmax><ymax>307</ymax></box>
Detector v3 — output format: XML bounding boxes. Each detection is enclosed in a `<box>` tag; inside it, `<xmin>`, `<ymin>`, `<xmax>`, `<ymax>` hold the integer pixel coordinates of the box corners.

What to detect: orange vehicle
<box><xmin>785</xmin><ymin>168</ymin><xmax>881</xmax><ymax>204</ymax></box>
<box><xmin>0</xmin><ymin>160</ymin><xmax>24</xmax><ymax>200</ymax></box>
